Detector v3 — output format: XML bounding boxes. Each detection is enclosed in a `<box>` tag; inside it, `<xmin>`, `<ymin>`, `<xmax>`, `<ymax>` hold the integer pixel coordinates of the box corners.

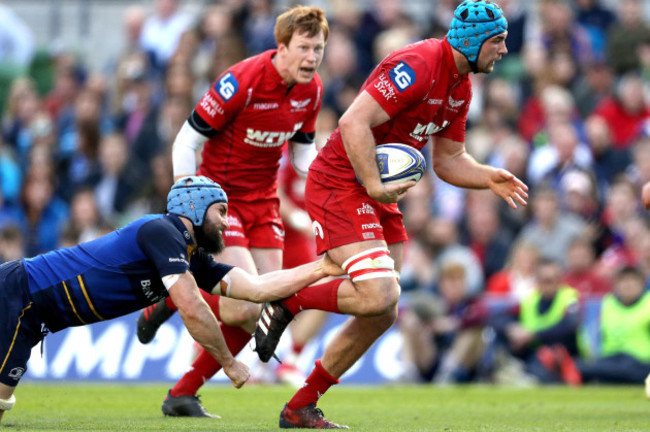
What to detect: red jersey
<box><xmin>194</xmin><ymin>50</ymin><xmax>322</xmax><ymax>201</ymax></box>
<box><xmin>310</xmin><ymin>38</ymin><xmax>471</xmax><ymax>181</ymax></box>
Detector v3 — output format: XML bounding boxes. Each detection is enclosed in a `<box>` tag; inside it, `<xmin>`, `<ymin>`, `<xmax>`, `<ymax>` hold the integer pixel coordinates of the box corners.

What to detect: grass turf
<box><xmin>3</xmin><ymin>383</ymin><xmax>648</xmax><ymax>431</ymax></box>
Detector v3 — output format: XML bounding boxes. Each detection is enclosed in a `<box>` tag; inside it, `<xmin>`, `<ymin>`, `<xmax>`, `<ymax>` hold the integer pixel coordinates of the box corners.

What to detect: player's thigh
<box><xmin>327</xmin><ymin>240</ymin><xmax>401</xmax><ymax>309</ymax></box>
<box><xmin>250</xmin><ymin>247</ymin><xmax>282</xmax><ymax>274</ymax></box>
<box><xmin>215</xmin><ymin>246</ymin><xmax>258</xmax><ymax>274</ymax></box>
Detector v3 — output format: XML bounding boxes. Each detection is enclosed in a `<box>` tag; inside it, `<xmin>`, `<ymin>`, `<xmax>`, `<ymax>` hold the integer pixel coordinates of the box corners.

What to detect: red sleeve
<box><xmin>364</xmin><ymin>53</ymin><xmax>434</xmax><ymax>119</ymax></box>
<box><xmin>194</xmin><ymin>70</ymin><xmax>247</xmax><ymax>130</ymax></box>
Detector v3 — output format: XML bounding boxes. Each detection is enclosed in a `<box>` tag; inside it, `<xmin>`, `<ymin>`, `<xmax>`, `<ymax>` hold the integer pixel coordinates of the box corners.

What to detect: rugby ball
<box><xmin>376</xmin><ymin>143</ymin><xmax>426</xmax><ymax>185</ymax></box>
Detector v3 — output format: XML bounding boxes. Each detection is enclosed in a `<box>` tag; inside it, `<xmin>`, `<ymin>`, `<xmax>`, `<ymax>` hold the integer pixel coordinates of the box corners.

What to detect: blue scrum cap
<box><xmin>167</xmin><ymin>176</ymin><xmax>228</xmax><ymax>226</ymax></box>
<box><xmin>447</xmin><ymin>0</ymin><xmax>508</xmax><ymax>72</ymax></box>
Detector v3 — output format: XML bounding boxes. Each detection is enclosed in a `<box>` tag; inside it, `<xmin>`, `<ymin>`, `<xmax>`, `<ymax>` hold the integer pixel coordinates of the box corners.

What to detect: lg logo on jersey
<box><xmin>389</xmin><ymin>62</ymin><xmax>416</xmax><ymax>92</ymax></box>
<box><xmin>217</xmin><ymin>72</ymin><xmax>239</xmax><ymax>101</ymax></box>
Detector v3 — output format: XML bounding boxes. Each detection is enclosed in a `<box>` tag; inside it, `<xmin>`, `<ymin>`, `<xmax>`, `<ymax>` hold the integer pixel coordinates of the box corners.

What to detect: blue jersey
<box><xmin>23</xmin><ymin>214</ymin><xmax>233</xmax><ymax>332</ymax></box>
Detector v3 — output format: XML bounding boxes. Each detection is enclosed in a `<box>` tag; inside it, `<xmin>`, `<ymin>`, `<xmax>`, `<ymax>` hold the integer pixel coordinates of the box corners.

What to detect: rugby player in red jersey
<box><xmin>135</xmin><ymin>6</ymin><xmax>329</xmax><ymax>418</ymax></box>
<box><xmin>255</xmin><ymin>1</ymin><xmax>528</xmax><ymax>428</ymax></box>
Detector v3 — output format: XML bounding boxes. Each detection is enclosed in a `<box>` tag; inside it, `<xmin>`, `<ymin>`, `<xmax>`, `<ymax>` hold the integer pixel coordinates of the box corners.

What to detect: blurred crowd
<box><xmin>1</xmin><ymin>0</ymin><xmax>650</xmax><ymax>386</ymax></box>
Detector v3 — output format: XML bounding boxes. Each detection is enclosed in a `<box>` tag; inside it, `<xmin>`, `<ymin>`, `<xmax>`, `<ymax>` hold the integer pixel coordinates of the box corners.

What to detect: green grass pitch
<box><xmin>4</xmin><ymin>383</ymin><xmax>648</xmax><ymax>431</ymax></box>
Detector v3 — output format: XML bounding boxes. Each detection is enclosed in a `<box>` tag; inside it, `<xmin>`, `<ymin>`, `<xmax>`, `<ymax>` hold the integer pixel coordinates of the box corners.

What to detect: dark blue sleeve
<box><xmin>190</xmin><ymin>248</ymin><xmax>235</xmax><ymax>293</ymax></box>
<box><xmin>136</xmin><ymin>218</ymin><xmax>190</xmax><ymax>277</ymax></box>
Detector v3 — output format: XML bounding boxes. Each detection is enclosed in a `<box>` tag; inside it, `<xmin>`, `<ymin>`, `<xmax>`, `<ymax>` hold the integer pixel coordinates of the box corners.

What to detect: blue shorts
<box><xmin>0</xmin><ymin>260</ymin><xmax>42</xmax><ymax>387</ymax></box>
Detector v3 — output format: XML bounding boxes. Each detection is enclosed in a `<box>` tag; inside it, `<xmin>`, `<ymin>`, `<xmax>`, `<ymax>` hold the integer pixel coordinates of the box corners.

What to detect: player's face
<box><xmin>279</xmin><ymin>30</ymin><xmax>325</xmax><ymax>85</ymax></box>
<box><xmin>195</xmin><ymin>202</ymin><xmax>229</xmax><ymax>254</ymax></box>
<box><xmin>477</xmin><ymin>32</ymin><xmax>508</xmax><ymax>74</ymax></box>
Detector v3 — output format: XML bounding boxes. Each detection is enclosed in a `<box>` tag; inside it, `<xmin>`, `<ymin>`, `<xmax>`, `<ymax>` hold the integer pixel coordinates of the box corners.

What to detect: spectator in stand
<box><xmin>592</xmin><ymin>73</ymin><xmax>650</xmax><ymax>150</ymax></box>
<box><xmin>321</xmin><ymin>31</ymin><xmax>362</xmax><ymax>117</ymax></box>
<box><xmin>562</xmin><ymin>237</ymin><xmax>611</xmax><ymax>299</ymax></box>
<box><xmin>241</xmin><ymin>0</ymin><xmax>276</xmax><ymax>55</ymax></box>
<box><xmin>121</xmin><ymin>5</ymin><xmax>147</xmax><ymax>56</ymax></box>
<box><xmin>574</xmin><ymin>0</ymin><xmax>616</xmax><ymax>61</ymax></box>
<box><xmin>485</xmin><ymin>241</ymin><xmax>539</xmax><ymax>301</ymax></box>
<box><xmin>516</xmin><ymin>185</ymin><xmax>586</xmax><ymax>262</ymax></box>
<box><xmin>586</xmin><ymin>115</ymin><xmax>631</xmax><ymax>196</ymax></box>
<box><xmin>0</xmin><ymin>225</ymin><xmax>24</xmax><ymax>263</ymax></box>
<box><xmin>560</xmin><ymin>170</ymin><xmax>599</xmax><ymax>224</ymax></box>
<box><xmin>527</xmin><ymin>120</ymin><xmax>593</xmax><ymax>189</ymax></box>
<box><xmin>400</xmin><ymin>261</ymin><xmax>488</xmax><ymax>384</ymax></box>
<box><xmin>518</xmin><ymin>85</ymin><xmax>582</xmax><ymax>148</ymax></box>
<box><xmin>423</xmin><ymin>217</ymin><xmax>485</xmax><ymax>297</ymax></box>
<box><xmin>120</xmin><ymin>153</ymin><xmax>173</xmax><ymax>225</ymax></box>
<box><xmin>606</xmin><ymin>0</ymin><xmax>650</xmax><ymax>75</ymax></box>
<box><xmin>536</xmin><ymin>0</ymin><xmax>594</xmax><ymax>68</ymax></box>
<box><xmin>58</xmin><ymin>88</ymin><xmax>106</xmax><ymax>201</ymax></box>
<box><xmin>16</xmin><ymin>170</ymin><xmax>68</xmax><ymax>257</ymax></box>
<box><xmin>139</xmin><ymin>0</ymin><xmax>193</xmax><ymax>73</ymax></box>
<box><xmin>63</xmin><ymin>187</ymin><xmax>111</xmax><ymax>244</ymax></box>
<box><xmin>628</xmin><ymin>137</ymin><xmax>650</xmax><ymax>192</ymax></box>
<box><xmin>568</xmin><ymin>266</ymin><xmax>650</xmax><ymax>383</ymax></box>
<box><xmin>461</xmin><ymin>190</ymin><xmax>513</xmax><ymax>280</ymax></box>
<box><xmin>572</xmin><ymin>60</ymin><xmax>614</xmax><ymax>118</ymax></box>
<box><xmin>599</xmin><ymin>176</ymin><xmax>642</xmax><ymax>255</ymax></box>
<box><xmin>0</xmin><ymin>1</ymin><xmax>34</xmax><ymax>68</ymax></box>
<box><xmin>190</xmin><ymin>4</ymin><xmax>246</xmax><ymax>95</ymax></box>
<box><xmin>0</xmin><ymin>133</ymin><xmax>21</xmax><ymax>206</ymax></box>
<box><xmin>498</xmin><ymin>258</ymin><xmax>581</xmax><ymax>384</ymax></box>
<box><xmin>89</xmin><ymin>133</ymin><xmax>137</xmax><ymax>221</ymax></box>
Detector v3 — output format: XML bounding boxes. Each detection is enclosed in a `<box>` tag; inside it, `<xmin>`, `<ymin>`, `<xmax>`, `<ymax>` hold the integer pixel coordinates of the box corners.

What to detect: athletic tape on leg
<box><xmin>0</xmin><ymin>394</ymin><xmax>16</xmax><ymax>411</ymax></box>
<box><xmin>342</xmin><ymin>247</ymin><xmax>396</xmax><ymax>282</ymax></box>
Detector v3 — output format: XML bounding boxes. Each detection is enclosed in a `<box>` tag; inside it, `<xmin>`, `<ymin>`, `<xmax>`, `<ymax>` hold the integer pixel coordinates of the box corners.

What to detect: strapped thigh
<box><xmin>341</xmin><ymin>247</ymin><xmax>398</xmax><ymax>282</ymax></box>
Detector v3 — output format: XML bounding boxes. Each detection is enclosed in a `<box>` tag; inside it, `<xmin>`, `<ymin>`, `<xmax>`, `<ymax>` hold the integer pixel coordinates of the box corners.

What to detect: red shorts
<box><xmin>282</xmin><ymin>225</ymin><xmax>317</xmax><ymax>269</ymax></box>
<box><xmin>305</xmin><ymin>170</ymin><xmax>408</xmax><ymax>255</ymax></box>
<box><xmin>224</xmin><ymin>197</ymin><xmax>284</xmax><ymax>249</ymax></box>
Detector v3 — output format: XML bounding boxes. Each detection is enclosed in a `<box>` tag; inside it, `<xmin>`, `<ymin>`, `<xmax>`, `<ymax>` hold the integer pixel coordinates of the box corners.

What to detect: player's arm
<box><xmin>171</xmin><ymin>114</ymin><xmax>212</xmax><ymax>181</ymax></box>
<box><xmin>432</xmin><ymin>136</ymin><xmax>528</xmax><ymax>209</ymax></box>
<box><xmin>167</xmin><ymin>271</ymin><xmax>249</xmax><ymax>388</ymax></box>
<box><xmin>339</xmin><ymin>90</ymin><xmax>415</xmax><ymax>204</ymax></box>
<box><xmin>218</xmin><ymin>256</ymin><xmax>343</xmax><ymax>303</ymax></box>
<box><xmin>288</xmin><ymin>132</ymin><xmax>317</xmax><ymax>178</ymax></box>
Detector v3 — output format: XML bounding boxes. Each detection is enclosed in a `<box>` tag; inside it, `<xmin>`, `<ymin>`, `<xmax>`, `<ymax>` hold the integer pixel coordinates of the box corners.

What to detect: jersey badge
<box><xmin>389</xmin><ymin>62</ymin><xmax>416</xmax><ymax>92</ymax></box>
<box><xmin>290</xmin><ymin>98</ymin><xmax>311</xmax><ymax>111</ymax></box>
<box><xmin>448</xmin><ymin>96</ymin><xmax>465</xmax><ymax>108</ymax></box>
<box><xmin>216</xmin><ymin>72</ymin><xmax>239</xmax><ymax>101</ymax></box>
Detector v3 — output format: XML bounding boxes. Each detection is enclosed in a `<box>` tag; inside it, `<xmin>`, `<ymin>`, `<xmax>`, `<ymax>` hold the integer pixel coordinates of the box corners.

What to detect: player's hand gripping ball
<box><xmin>375</xmin><ymin>143</ymin><xmax>426</xmax><ymax>185</ymax></box>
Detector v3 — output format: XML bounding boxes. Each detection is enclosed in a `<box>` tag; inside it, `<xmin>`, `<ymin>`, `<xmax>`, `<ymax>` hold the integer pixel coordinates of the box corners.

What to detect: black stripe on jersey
<box><xmin>291</xmin><ymin>131</ymin><xmax>315</xmax><ymax>145</ymax></box>
<box><xmin>189</xmin><ymin>110</ymin><xmax>219</xmax><ymax>138</ymax></box>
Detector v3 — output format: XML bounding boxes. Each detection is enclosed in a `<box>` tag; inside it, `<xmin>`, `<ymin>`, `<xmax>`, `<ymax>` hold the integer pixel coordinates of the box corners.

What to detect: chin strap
<box><xmin>0</xmin><ymin>394</ymin><xmax>16</xmax><ymax>411</ymax></box>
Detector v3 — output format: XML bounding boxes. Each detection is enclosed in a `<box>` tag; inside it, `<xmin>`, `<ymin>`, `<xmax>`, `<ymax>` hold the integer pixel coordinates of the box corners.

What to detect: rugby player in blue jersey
<box><xmin>0</xmin><ymin>176</ymin><xmax>340</xmax><ymax>424</ymax></box>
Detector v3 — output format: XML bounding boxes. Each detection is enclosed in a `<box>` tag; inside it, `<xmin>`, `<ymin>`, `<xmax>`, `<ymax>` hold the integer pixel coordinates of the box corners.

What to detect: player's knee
<box><xmin>0</xmin><ymin>394</ymin><xmax>16</xmax><ymax>411</ymax></box>
<box><xmin>356</xmin><ymin>280</ymin><xmax>400</xmax><ymax>317</ymax></box>
<box><xmin>343</xmin><ymin>247</ymin><xmax>400</xmax><ymax>316</ymax></box>
<box><xmin>223</xmin><ymin>302</ymin><xmax>262</xmax><ymax>327</ymax></box>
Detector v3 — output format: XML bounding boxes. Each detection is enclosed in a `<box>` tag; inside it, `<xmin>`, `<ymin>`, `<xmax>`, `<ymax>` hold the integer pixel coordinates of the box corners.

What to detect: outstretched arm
<box><xmin>432</xmin><ymin>136</ymin><xmax>528</xmax><ymax>208</ymax></box>
<box><xmin>222</xmin><ymin>255</ymin><xmax>344</xmax><ymax>303</ymax></box>
<box><xmin>169</xmin><ymin>272</ymin><xmax>249</xmax><ymax>388</ymax></box>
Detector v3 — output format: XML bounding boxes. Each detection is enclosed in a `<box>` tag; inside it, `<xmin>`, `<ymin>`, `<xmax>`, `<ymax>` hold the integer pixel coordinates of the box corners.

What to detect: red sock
<box><xmin>283</xmin><ymin>279</ymin><xmax>342</xmax><ymax>315</ymax></box>
<box><xmin>170</xmin><ymin>323</ymin><xmax>251</xmax><ymax>396</ymax></box>
<box><xmin>165</xmin><ymin>290</ymin><xmax>221</xmax><ymax>320</ymax></box>
<box><xmin>292</xmin><ymin>343</ymin><xmax>305</xmax><ymax>355</ymax></box>
<box><xmin>287</xmin><ymin>359</ymin><xmax>338</xmax><ymax>410</ymax></box>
